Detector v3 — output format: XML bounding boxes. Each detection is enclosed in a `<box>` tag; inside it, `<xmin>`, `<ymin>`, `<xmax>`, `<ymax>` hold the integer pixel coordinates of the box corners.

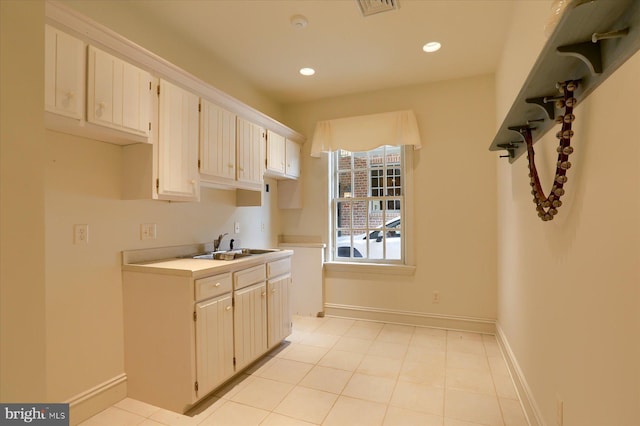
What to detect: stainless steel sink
<box><xmin>189</xmin><ymin>248</ymin><xmax>279</xmax><ymax>260</ymax></box>
<box><xmin>242</xmin><ymin>249</ymin><xmax>279</xmax><ymax>255</ymax></box>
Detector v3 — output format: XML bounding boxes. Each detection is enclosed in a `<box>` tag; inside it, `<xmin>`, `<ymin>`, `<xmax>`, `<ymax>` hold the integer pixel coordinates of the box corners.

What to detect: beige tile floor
<box><xmin>79</xmin><ymin>316</ymin><xmax>528</xmax><ymax>426</ymax></box>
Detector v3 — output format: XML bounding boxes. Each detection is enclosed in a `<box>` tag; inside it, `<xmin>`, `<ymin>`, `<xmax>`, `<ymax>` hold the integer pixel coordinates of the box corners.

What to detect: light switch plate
<box><xmin>234</xmin><ymin>221</ymin><xmax>240</xmax><ymax>234</ymax></box>
<box><xmin>141</xmin><ymin>223</ymin><xmax>157</xmax><ymax>240</ymax></box>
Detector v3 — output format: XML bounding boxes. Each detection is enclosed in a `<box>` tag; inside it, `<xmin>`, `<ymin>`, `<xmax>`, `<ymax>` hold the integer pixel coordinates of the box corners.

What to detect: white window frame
<box><xmin>328</xmin><ymin>145</ymin><xmax>414</xmax><ymax>266</ymax></box>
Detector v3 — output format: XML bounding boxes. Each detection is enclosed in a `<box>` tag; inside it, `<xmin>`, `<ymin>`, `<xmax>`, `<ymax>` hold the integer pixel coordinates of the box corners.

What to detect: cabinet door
<box><xmin>233</xmin><ymin>282</ymin><xmax>267</xmax><ymax>370</ymax></box>
<box><xmin>285</xmin><ymin>139</ymin><xmax>301</xmax><ymax>179</ymax></box>
<box><xmin>44</xmin><ymin>25</ymin><xmax>85</xmax><ymax>119</ymax></box>
<box><xmin>267</xmin><ymin>274</ymin><xmax>292</xmax><ymax>348</ymax></box>
<box><xmin>195</xmin><ymin>294</ymin><xmax>234</xmax><ymax>397</ymax></box>
<box><xmin>87</xmin><ymin>46</ymin><xmax>151</xmax><ymax>136</ymax></box>
<box><xmin>200</xmin><ymin>100</ymin><xmax>236</xmax><ymax>182</ymax></box>
<box><xmin>236</xmin><ymin>117</ymin><xmax>265</xmax><ymax>188</ymax></box>
<box><xmin>157</xmin><ymin>79</ymin><xmax>200</xmax><ymax>201</ymax></box>
<box><xmin>266</xmin><ymin>130</ymin><xmax>286</xmax><ymax>175</ymax></box>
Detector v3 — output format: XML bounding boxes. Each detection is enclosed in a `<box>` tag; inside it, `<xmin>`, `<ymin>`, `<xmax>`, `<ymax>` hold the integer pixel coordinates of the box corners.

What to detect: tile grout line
<box><xmin>317</xmin><ymin>319</ymin><xmax>358</xmax><ymax>426</ymax></box>
<box><xmin>442</xmin><ymin>330</ymin><xmax>450</xmax><ymax>424</ymax></box>
<box><xmin>486</xmin><ymin>337</ymin><xmax>509</xmax><ymax>426</ymax></box>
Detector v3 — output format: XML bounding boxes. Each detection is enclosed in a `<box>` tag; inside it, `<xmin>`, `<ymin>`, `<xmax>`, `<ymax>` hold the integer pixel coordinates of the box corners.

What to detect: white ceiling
<box><xmin>124</xmin><ymin>0</ymin><xmax>516</xmax><ymax>104</ymax></box>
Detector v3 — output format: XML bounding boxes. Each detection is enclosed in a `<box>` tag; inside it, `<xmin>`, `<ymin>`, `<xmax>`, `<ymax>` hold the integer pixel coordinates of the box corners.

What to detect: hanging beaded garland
<box><xmin>525</xmin><ymin>80</ymin><xmax>578</xmax><ymax>221</ymax></box>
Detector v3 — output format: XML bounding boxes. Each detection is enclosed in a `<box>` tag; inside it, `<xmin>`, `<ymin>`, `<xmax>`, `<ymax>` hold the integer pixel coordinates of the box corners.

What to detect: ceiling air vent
<box><xmin>357</xmin><ymin>0</ymin><xmax>400</xmax><ymax>17</ymax></box>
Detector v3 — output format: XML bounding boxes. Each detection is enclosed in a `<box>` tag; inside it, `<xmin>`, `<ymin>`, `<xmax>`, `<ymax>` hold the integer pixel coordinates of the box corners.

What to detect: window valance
<box><xmin>310</xmin><ymin>110</ymin><xmax>422</xmax><ymax>157</ymax></box>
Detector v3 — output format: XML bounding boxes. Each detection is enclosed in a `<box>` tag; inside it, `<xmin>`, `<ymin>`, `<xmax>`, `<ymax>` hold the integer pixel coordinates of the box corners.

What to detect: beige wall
<box><xmin>0</xmin><ymin>0</ymin><xmax>47</xmax><ymax>402</ymax></box>
<box><xmin>283</xmin><ymin>74</ymin><xmax>498</xmax><ymax>323</ymax></box>
<box><xmin>44</xmin><ymin>132</ymin><xmax>280</xmax><ymax>401</ymax></box>
<box><xmin>496</xmin><ymin>2</ymin><xmax>640</xmax><ymax>425</ymax></box>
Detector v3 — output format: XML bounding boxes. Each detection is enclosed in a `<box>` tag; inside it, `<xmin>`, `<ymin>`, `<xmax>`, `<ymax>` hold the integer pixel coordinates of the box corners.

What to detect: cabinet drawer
<box><xmin>195</xmin><ymin>272</ymin><xmax>232</xmax><ymax>301</ymax></box>
<box><xmin>234</xmin><ymin>264</ymin><xmax>266</xmax><ymax>290</ymax></box>
<box><xmin>267</xmin><ymin>257</ymin><xmax>291</xmax><ymax>278</ymax></box>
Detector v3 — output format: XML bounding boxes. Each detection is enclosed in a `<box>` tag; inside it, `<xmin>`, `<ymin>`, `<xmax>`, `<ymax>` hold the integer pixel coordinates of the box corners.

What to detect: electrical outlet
<box><xmin>140</xmin><ymin>223</ymin><xmax>157</xmax><ymax>240</ymax></box>
<box><xmin>261</xmin><ymin>222</ymin><xmax>265</xmax><ymax>232</ymax></box>
<box><xmin>433</xmin><ymin>291</ymin><xmax>440</xmax><ymax>304</ymax></box>
<box><xmin>234</xmin><ymin>221</ymin><xmax>240</xmax><ymax>234</ymax></box>
<box><xmin>74</xmin><ymin>224</ymin><xmax>89</xmax><ymax>244</ymax></box>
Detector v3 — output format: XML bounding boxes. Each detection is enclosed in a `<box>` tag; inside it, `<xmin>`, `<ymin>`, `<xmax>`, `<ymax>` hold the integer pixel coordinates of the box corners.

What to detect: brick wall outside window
<box><xmin>336</xmin><ymin>152</ymin><xmax>401</xmax><ymax>235</ymax></box>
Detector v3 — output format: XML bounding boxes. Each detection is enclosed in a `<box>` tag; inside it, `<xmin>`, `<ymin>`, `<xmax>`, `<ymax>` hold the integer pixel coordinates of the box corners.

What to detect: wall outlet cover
<box><xmin>74</xmin><ymin>224</ymin><xmax>89</xmax><ymax>244</ymax></box>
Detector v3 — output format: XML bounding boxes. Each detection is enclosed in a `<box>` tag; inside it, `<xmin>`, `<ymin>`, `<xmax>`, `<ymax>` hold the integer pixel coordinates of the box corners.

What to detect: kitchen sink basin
<box><xmin>189</xmin><ymin>248</ymin><xmax>279</xmax><ymax>260</ymax></box>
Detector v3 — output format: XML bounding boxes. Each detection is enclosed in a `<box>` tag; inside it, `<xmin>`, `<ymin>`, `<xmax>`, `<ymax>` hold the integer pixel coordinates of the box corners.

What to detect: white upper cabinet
<box><xmin>157</xmin><ymin>79</ymin><xmax>200</xmax><ymax>201</ymax></box>
<box><xmin>200</xmin><ymin>105</ymin><xmax>264</xmax><ymax>192</ymax></box>
<box><xmin>199</xmin><ymin>100</ymin><xmax>237</xmax><ymax>186</ymax></box>
<box><xmin>266</xmin><ymin>131</ymin><xmax>301</xmax><ymax>180</ymax></box>
<box><xmin>265</xmin><ymin>130</ymin><xmax>286</xmax><ymax>176</ymax></box>
<box><xmin>87</xmin><ymin>46</ymin><xmax>152</xmax><ymax>137</ymax></box>
<box><xmin>45</xmin><ymin>4</ymin><xmax>306</xmax><ymax>201</ymax></box>
<box><xmin>236</xmin><ymin>117</ymin><xmax>265</xmax><ymax>191</ymax></box>
<box><xmin>44</xmin><ymin>25</ymin><xmax>85</xmax><ymax>120</ymax></box>
<box><xmin>285</xmin><ymin>139</ymin><xmax>301</xmax><ymax>179</ymax></box>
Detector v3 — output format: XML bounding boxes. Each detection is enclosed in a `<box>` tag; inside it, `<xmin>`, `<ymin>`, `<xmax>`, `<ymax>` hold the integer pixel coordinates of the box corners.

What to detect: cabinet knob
<box><xmin>190</xmin><ymin>179</ymin><xmax>196</xmax><ymax>185</ymax></box>
<box><xmin>271</xmin><ymin>288</ymin><xmax>277</xmax><ymax>293</ymax></box>
<box><xmin>96</xmin><ymin>102</ymin><xmax>105</xmax><ymax>117</ymax></box>
<box><xmin>225</xmin><ymin>305</ymin><xmax>232</xmax><ymax>311</ymax></box>
<box><xmin>215</xmin><ymin>282</ymin><xmax>220</xmax><ymax>287</ymax></box>
<box><xmin>261</xmin><ymin>292</ymin><xmax>266</xmax><ymax>297</ymax></box>
<box><xmin>228</xmin><ymin>163</ymin><xmax>234</xmax><ymax>168</ymax></box>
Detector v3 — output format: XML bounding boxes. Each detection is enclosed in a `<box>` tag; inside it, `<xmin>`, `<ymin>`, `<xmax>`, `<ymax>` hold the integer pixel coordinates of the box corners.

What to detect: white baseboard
<box><xmin>495</xmin><ymin>323</ymin><xmax>545</xmax><ymax>426</ymax></box>
<box><xmin>324</xmin><ymin>303</ymin><xmax>496</xmax><ymax>334</ymax></box>
<box><xmin>65</xmin><ymin>373</ymin><xmax>127</xmax><ymax>425</ymax></box>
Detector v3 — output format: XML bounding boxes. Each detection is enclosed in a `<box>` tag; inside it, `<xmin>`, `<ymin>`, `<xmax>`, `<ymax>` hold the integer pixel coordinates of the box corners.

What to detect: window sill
<box><xmin>324</xmin><ymin>261</ymin><xmax>416</xmax><ymax>276</ymax></box>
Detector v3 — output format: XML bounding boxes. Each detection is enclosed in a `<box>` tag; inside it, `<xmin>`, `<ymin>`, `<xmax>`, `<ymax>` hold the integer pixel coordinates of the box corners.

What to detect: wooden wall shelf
<box><xmin>490</xmin><ymin>0</ymin><xmax>640</xmax><ymax>163</ymax></box>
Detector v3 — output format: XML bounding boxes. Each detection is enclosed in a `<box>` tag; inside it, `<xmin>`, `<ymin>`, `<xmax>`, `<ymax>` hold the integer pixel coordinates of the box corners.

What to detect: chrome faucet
<box><xmin>214</xmin><ymin>233</ymin><xmax>229</xmax><ymax>251</ymax></box>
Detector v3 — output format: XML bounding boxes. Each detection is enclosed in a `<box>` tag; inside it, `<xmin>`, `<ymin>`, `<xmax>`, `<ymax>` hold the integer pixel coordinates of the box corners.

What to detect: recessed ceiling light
<box><xmin>299</xmin><ymin>67</ymin><xmax>315</xmax><ymax>76</ymax></box>
<box><xmin>422</xmin><ymin>41</ymin><xmax>442</xmax><ymax>53</ymax></box>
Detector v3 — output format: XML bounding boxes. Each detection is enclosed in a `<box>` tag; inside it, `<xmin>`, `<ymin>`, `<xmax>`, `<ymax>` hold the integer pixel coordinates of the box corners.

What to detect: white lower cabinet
<box><xmin>122</xmin><ymin>254</ymin><xmax>291</xmax><ymax>414</ymax></box>
<box><xmin>233</xmin><ymin>263</ymin><xmax>268</xmax><ymax>370</ymax></box>
<box><xmin>233</xmin><ymin>282</ymin><xmax>268</xmax><ymax>371</ymax></box>
<box><xmin>267</xmin><ymin>275</ymin><xmax>292</xmax><ymax>348</ymax></box>
<box><xmin>195</xmin><ymin>293</ymin><xmax>234</xmax><ymax>397</ymax></box>
<box><xmin>267</xmin><ymin>257</ymin><xmax>292</xmax><ymax>348</ymax></box>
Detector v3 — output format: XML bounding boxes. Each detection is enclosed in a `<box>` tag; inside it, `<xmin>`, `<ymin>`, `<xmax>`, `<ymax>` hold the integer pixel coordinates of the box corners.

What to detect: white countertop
<box><xmin>122</xmin><ymin>249</ymin><xmax>293</xmax><ymax>279</ymax></box>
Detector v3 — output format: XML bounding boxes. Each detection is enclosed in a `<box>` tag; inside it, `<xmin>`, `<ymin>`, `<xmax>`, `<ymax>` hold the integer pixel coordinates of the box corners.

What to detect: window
<box><xmin>331</xmin><ymin>146</ymin><xmax>405</xmax><ymax>263</ymax></box>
